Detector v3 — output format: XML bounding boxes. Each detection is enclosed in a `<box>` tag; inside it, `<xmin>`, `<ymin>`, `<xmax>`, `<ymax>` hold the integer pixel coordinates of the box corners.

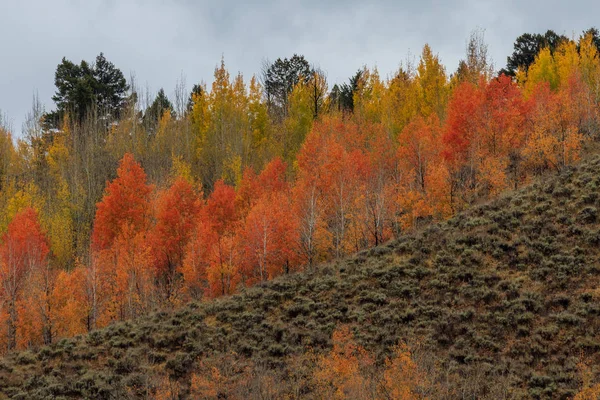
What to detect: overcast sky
<box><xmin>1</xmin><ymin>0</ymin><xmax>598</xmax><ymax>137</ymax></box>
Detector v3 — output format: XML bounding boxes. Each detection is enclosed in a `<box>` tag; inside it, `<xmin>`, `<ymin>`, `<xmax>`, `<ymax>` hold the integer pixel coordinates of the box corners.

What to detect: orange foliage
<box><xmin>382</xmin><ymin>343</ymin><xmax>429</xmax><ymax>399</ymax></box>
<box><xmin>312</xmin><ymin>325</ymin><xmax>375</xmax><ymax>399</ymax></box>
<box><xmin>574</xmin><ymin>360</ymin><xmax>600</xmax><ymax>400</ymax></box>
<box><xmin>181</xmin><ymin>214</ymin><xmax>218</xmax><ymax>300</ymax></box>
<box><xmin>90</xmin><ymin>154</ymin><xmax>155</xmax><ymax>325</ymax></box>
<box><xmin>241</xmin><ymin>192</ymin><xmax>298</xmax><ymax>284</ymax></box>
<box><xmin>398</xmin><ymin>115</ymin><xmax>441</xmax><ymax>192</ymax></box>
<box><xmin>0</xmin><ymin>208</ymin><xmax>50</xmax><ymax>351</ymax></box>
<box><xmin>6</xmin><ymin>39</ymin><xmax>597</xmax><ymax>352</ymax></box>
<box><xmin>51</xmin><ymin>266</ymin><xmax>88</xmax><ymax>338</ymax></box>
<box><xmin>151</xmin><ymin>178</ymin><xmax>202</xmax><ymax>304</ymax></box>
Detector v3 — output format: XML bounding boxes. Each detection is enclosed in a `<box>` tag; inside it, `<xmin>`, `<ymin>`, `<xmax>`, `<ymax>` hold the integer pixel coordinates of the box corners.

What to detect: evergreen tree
<box><xmin>340</xmin><ymin>70</ymin><xmax>362</xmax><ymax>112</ymax></box>
<box><xmin>186</xmin><ymin>84</ymin><xmax>203</xmax><ymax>113</ymax></box>
<box><xmin>92</xmin><ymin>53</ymin><xmax>129</xmax><ymax>121</ymax></box>
<box><xmin>48</xmin><ymin>53</ymin><xmax>129</xmax><ymax>127</ymax></box>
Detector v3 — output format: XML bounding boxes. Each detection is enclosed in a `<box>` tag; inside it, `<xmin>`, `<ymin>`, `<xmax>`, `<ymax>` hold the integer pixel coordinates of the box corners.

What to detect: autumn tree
<box><xmin>241</xmin><ymin>192</ymin><xmax>298</xmax><ymax>284</ymax></box>
<box><xmin>523</xmin><ymin>81</ymin><xmax>584</xmax><ymax>174</ymax></box>
<box><xmin>416</xmin><ymin>44</ymin><xmax>449</xmax><ymax>119</ymax></box>
<box><xmin>193</xmin><ymin>59</ymin><xmax>258</xmax><ymax>189</ymax></box>
<box><xmin>381</xmin><ymin>343</ymin><xmax>430</xmax><ymax>399</ymax></box>
<box><xmin>304</xmin><ymin>117</ymin><xmax>367</xmax><ymax>257</ymax></box>
<box><xmin>384</xmin><ymin>66</ymin><xmax>419</xmax><ymax>137</ymax></box>
<box><xmin>353</xmin><ymin>67</ymin><xmax>386</xmax><ymax>125</ymax></box>
<box><xmin>91</xmin><ymin>153</ymin><xmax>153</xmax><ymax>251</ymax></box>
<box><xmin>90</xmin><ymin>153</ymin><xmax>153</xmax><ymax>326</ymax></box>
<box><xmin>51</xmin><ymin>265</ymin><xmax>88</xmax><ymax>338</ymax></box>
<box><xmin>181</xmin><ymin>214</ymin><xmax>218</xmax><ymax>300</ymax></box>
<box><xmin>441</xmin><ymin>81</ymin><xmax>483</xmax><ymax>208</ymax></box>
<box><xmin>397</xmin><ymin>115</ymin><xmax>440</xmax><ymax>229</ymax></box>
<box><xmin>151</xmin><ymin>177</ymin><xmax>202</xmax><ymax>305</ymax></box>
<box><xmin>0</xmin><ymin>208</ymin><xmax>50</xmax><ymax>351</ymax></box>
<box><xmin>519</xmin><ymin>47</ymin><xmax>559</xmax><ymax>94</ymax></box>
<box><xmin>398</xmin><ymin>114</ymin><xmax>441</xmax><ymax>193</ymax></box>
<box><xmin>312</xmin><ymin>326</ymin><xmax>376</xmax><ymax>399</ymax></box>
<box><xmin>283</xmin><ymin>79</ymin><xmax>315</xmax><ymax>164</ymax></box>
<box><xmin>246</xmin><ymin>76</ymin><xmax>272</xmax><ymax>170</ymax></box>
<box><xmin>203</xmin><ymin>180</ymin><xmax>240</xmax><ymax>297</ymax></box>
<box><xmin>360</xmin><ymin>128</ymin><xmax>398</xmax><ymax>245</ymax></box>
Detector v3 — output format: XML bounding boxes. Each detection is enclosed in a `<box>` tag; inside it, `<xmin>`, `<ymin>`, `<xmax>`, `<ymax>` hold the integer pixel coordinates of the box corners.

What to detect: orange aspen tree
<box><xmin>0</xmin><ymin>208</ymin><xmax>50</xmax><ymax>351</ymax></box>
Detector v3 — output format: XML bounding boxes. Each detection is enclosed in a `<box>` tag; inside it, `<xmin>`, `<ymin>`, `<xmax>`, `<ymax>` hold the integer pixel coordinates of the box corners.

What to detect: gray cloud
<box><xmin>1</xmin><ymin>0</ymin><xmax>599</xmax><ymax>135</ymax></box>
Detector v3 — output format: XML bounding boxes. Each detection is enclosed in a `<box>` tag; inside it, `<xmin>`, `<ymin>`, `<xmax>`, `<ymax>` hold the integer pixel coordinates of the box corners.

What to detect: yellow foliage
<box><xmin>222</xmin><ymin>151</ymin><xmax>242</xmax><ymax>186</ymax></box>
<box><xmin>416</xmin><ymin>44</ymin><xmax>449</xmax><ymax>119</ymax></box>
<box><xmin>523</xmin><ymin>47</ymin><xmax>559</xmax><ymax>94</ymax></box>
<box><xmin>284</xmin><ymin>79</ymin><xmax>314</xmax><ymax>163</ymax></box>
<box><xmin>354</xmin><ymin>67</ymin><xmax>385</xmax><ymax>125</ymax></box>
<box><xmin>555</xmin><ymin>39</ymin><xmax>580</xmax><ymax>87</ymax></box>
<box><xmin>579</xmin><ymin>33</ymin><xmax>600</xmax><ymax>103</ymax></box>
<box><xmin>47</xmin><ymin>130</ymin><xmax>70</xmax><ymax>180</ymax></box>
<box><xmin>46</xmin><ymin>179</ymin><xmax>74</xmax><ymax>268</ymax></box>
<box><xmin>170</xmin><ymin>155</ymin><xmax>194</xmax><ymax>185</ymax></box>
<box><xmin>0</xmin><ymin>181</ymin><xmax>44</xmax><ymax>233</ymax></box>
<box><xmin>384</xmin><ymin>68</ymin><xmax>419</xmax><ymax>137</ymax></box>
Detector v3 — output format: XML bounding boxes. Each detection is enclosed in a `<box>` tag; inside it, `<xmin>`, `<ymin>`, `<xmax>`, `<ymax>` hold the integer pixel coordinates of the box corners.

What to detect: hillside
<box><xmin>4</xmin><ymin>155</ymin><xmax>600</xmax><ymax>399</ymax></box>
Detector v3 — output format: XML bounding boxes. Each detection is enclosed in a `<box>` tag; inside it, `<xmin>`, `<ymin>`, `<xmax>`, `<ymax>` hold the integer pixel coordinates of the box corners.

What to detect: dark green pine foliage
<box><xmin>328</xmin><ymin>69</ymin><xmax>362</xmax><ymax>113</ymax></box>
<box><xmin>92</xmin><ymin>53</ymin><xmax>129</xmax><ymax>121</ymax></box>
<box><xmin>48</xmin><ymin>53</ymin><xmax>129</xmax><ymax>128</ymax></box>
<box><xmin>186</xmin><ymin>84</ymin><xmax>203</xmax><ymax>114</ymax></box>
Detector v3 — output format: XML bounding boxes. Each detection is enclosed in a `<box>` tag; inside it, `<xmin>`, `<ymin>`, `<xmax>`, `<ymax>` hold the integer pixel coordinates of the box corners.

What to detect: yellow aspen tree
<box><xmin>248</xmin><ymin>75</ymin><xmax>272</xmax><ymax>169</ymax></box>
<box><xmin>284</xmin><ymin>79</ymin><xmax>314</xmax><ymax>165</ymax></box>
<box><xmin>580</xmin><ymin>32</ymin><xmax>600</xmax><ymax>103</ymax></box>
<box><xmin>416</xmin><ymin>44</ymin><xmax>449</xmax><ymax>119</ymax></box>
<box><xmin>46</xmin><ymin>129</ymin><xmax>75</xmax><ymax>269</ymax></box>
<box><xmin>222</xmin><ymin>73</ymin><xmax>248</xmax><ymax>186</ymax></box>
<box><xmin>522</xmin><ymin>47</ymin><xmax>559</xmax><ymax>94</ymax></box>
<box><xmin>189</xmin><ymin>82</ymin><xmax>210</xmax><ymax>174</ymax></box>
<box><xmin>353</xmin><ymin>67</ymin><xmax>385</xmax><ymax>126</ymax></box>
<box><xmin>383</xmin><ymin>62</ymin><xmax>419</xmax><ymax>138</ymax></box>
<box><xmin>555</xmin><ymin>39</ymin><xmax>580</xmax><ymax>87</ymax></box>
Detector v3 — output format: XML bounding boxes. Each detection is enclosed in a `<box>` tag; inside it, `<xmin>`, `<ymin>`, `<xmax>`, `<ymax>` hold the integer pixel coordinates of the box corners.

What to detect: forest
<box><xmin>0</xmin><ymin>26</ymin><xmax>600</xmax><ymax>376</ymax></box>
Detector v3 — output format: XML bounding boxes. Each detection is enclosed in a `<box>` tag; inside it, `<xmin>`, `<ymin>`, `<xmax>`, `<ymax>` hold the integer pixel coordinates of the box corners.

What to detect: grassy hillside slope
<box><xmin>4</xmin><ymin>156</ymin><xmax>600</xmax><ymax>399</ymax></box>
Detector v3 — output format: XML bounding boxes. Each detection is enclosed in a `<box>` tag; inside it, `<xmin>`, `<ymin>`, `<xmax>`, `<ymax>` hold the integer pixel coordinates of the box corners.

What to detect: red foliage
<box><xmin>91</xmin><ymin>153</ymin><xmax>153</xmax><ymax>251</ymax></box>
<box><xmin>442</xmin><ymin>82</ymin><xmax>482</xmax><ymax>164</ymax></box>
<box><xmin>206</xmin><ymin>179</ymin><xmax>238</xmax><ymax>236</ymax></box>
